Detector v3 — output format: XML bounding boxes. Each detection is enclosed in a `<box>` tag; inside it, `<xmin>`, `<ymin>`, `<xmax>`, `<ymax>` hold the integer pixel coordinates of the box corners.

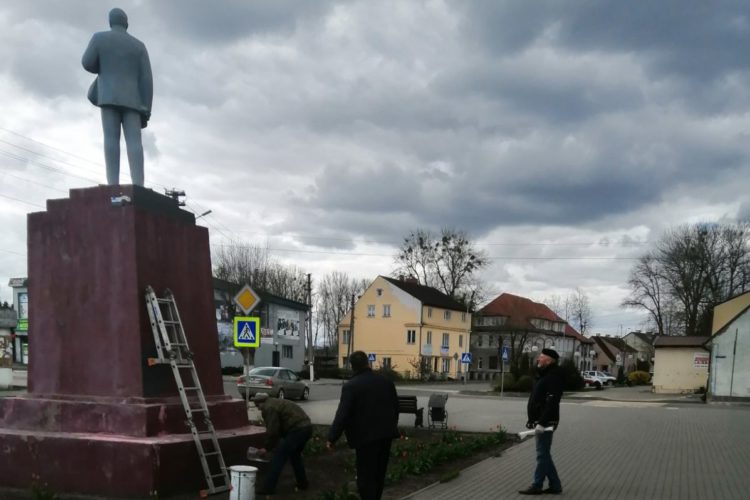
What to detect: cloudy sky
<box><xmin>1</xmin><ymin>1</ymin><xmax>749</xmax><ymax>334</ymax></box>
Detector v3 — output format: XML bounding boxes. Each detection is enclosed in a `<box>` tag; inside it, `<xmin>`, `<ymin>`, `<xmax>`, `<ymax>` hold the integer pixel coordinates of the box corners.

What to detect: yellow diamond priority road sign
<box><xmin>234</xmin><ymin>284</ymin><xmax>260</xmax><ymax>315</ymax></box>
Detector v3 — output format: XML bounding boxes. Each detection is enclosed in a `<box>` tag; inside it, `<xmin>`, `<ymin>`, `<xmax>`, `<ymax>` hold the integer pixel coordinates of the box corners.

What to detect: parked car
<box><xmin>237</xmin><ymin>366</ymin><xmax>310</xmax><ymax>401</ymax></box>
<box><xmin>598</xmin><ymin>371</ymin><xmax>618</xmax><ymax>385</ymax></box>
<box><xmin>581</xmin><ymin>372</ymin><xmax>604</xmax><ymax>390</ymax></box>
<box><xmin>583</xmin><ymin>370</ymin><xmax>616</xmax><ymax>386</ymax></box>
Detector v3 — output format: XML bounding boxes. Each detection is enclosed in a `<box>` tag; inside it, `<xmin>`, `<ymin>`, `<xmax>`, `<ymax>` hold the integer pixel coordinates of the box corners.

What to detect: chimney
<box><xmin>404</xmin><ymin>275</ymin><xmax>419</xmax><ymax>285</ymax></box>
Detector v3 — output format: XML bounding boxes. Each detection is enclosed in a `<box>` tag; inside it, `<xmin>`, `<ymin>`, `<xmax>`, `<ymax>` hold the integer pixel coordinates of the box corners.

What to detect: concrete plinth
<box><xmin>0</xmin><ymin>186</ymin><xmax>262</xmax><ymax>497</ymax></box>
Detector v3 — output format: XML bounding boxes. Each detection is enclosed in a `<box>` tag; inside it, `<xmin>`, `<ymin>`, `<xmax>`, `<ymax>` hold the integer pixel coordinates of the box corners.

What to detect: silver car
<box><xmin>237</xmin><ymin>366</ymin><xmax>310</xmax><ymax>401</ymax></box>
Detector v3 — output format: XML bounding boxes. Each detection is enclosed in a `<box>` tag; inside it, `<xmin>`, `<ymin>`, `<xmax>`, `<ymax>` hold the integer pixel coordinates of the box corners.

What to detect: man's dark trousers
<box><xmin>355</xmin><ymin>438</ymin><xmax>392</xmax><ymax>500</ymax></box>
<box><xmin>264</xmin><ymin>426</ymin><xmax>313</xmax><ymax>492</ymax></box>
<box><xmin>533</xmin><ymin>431</ymin><xmax>561</xmax><ymax>490</ymax></box>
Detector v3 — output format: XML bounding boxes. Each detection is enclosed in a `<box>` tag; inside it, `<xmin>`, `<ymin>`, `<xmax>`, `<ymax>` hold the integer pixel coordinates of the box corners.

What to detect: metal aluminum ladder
<box><xmin>145</xmin><ymin>286</ymin><xmax>230</xmax><ymax>496</ymax></box>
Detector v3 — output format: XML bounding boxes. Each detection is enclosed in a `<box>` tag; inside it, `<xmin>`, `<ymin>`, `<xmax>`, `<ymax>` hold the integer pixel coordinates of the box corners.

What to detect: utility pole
<box><xmin>346</xmin><ymin>293</ymin><xmax>355</xmax><ymax>369</ymax></box>
<box><xmin>164</xmin><ymin>188</ymin><xmax>185</xmax><ymax>206</ymax></box>
<box><xmin>306</xmin><ymin>273</ymin><xmax>314</xmax><ymax>382</ymax></box>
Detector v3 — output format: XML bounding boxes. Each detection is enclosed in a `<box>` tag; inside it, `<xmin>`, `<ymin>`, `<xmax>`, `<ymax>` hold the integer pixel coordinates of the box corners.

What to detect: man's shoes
<box><xmin>295</xmin><ymin>481</ymin><xmax>309</xmax><ymax>491</ymax></box>
<box><xmin>518</xmin><ymin>485</ymin><xmax>544</xmax><ymax>495</ymax></box>
<box><xmin>543</xmin><ymin>487</ymin><xmax>563</xmax><ymax>494</ymax></box>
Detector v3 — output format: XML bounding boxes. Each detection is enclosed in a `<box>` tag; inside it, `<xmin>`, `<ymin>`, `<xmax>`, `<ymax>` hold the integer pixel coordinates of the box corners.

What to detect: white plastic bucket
<box><xmin>229</xmin><ymin>465</ymin><xmax>257</xmax><ymax>500</ymax></box>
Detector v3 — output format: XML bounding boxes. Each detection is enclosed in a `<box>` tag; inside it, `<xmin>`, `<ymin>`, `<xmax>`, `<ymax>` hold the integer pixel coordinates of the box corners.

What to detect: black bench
<box><xmin>397</xmin><ymin>395</ymin><xmax>423</xmax><ymax>427</ymax></box>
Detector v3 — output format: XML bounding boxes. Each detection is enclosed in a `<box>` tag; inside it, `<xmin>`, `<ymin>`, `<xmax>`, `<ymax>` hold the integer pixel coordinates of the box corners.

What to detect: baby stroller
<box><xmin>427</xmin><ymin>393</ymin><xmax>449</xmax><ymax>429</ymax></box>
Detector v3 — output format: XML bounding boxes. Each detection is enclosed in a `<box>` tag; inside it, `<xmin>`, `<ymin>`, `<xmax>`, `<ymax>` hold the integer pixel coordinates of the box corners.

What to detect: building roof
<box><xmin>381</xmin><ymin>276</ymin><xmax>466</xmax><ymax>311</ymax></box>
<box><xmin>212</xmin><ymin>277</ymin><xmax>310</xmax><ymax>310</ymax></box>
<box><xmin>565</xmin><ymin>324</ymin><xmax>594</xmax><ymax>344</ymax></box>
<box><xmin>653</xmin><ymin>335</ymin><xmax>711</xmax><ymax>348</ymax></box>
<box><xmin>591</xmin><ymin>335</ymin><xmax>638</xmax><ymax>362</ymax></box>
<box><xmin>477</xmin><ymin>293</ymin><xmax>564</xmax><ymax>331</ymax></box>
<box><xmin>592</xmin><ymin>336</ymin><xmax>615</xmax><ymax>362</ymax></box>
<box><xmin>631</xmin><ymin>331</ymin><xmax>656</xmax><ymax>345</ymax></box>
<box><xmin>602</xmin><ymin>336</ymin><xmax>638</xmax><ymax>353</ymax></box>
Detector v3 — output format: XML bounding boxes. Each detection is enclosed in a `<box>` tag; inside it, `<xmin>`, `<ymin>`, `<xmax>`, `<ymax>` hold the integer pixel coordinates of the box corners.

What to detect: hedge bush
<box><xmin>376</xmin><ymin>366</ymin><xmax>404</xmax><ymax>382</ymax></box>
<box><xmin>560</xmin><ymin>359</ymin><xmax>585</xmax><ymax>391</ymax></box>
<box><xmin>627</xmin><ymin>370</ymin><xmax>651</xmax><ymax>385</ymax></box>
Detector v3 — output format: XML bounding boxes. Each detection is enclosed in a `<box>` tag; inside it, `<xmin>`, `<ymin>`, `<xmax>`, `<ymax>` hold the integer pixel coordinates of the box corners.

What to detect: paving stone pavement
<box><xmin>404</xmin><ymin>401</ymin><xmax>750</xmax><ymax>500</ymax></box>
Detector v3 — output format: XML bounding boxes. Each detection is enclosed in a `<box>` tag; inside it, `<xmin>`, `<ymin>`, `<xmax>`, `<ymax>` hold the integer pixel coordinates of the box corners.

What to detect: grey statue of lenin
<box><xmin>82</xmin><ymin>8</ymin><xmax>152</xmax><ymax>186</ymax></box>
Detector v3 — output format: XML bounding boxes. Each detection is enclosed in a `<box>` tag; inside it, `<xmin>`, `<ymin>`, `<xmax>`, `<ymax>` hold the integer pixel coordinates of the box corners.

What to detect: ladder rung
<box><xmin>211</xmin><ymin>473</ymin><xmax>227</xmax><ymax>478</ymax></box>
<box><xmin>183</xmin><ymin>386</ymin><xmax>200</xmax><ymax>391</ymax></box>
<box><xmin>203</xmin><ymin>451</ymin><xmax>221</xmax><ymax>457</ymax></box>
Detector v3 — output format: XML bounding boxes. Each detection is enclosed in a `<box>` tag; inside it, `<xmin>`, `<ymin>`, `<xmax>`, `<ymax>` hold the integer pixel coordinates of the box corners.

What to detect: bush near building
<box><xmin>627</xmin><ymin>370</ymin><xmax>651</xmax><ymax>385</ymax></box>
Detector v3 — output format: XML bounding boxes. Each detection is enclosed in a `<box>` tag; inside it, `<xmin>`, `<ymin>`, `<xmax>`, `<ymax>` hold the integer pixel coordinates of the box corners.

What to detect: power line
<box><xmin>0</xmin><ymin>192</ymin><xmax>44</xmax><ymax>209</ymax></box>
<box><xmin>0</xmin><ymin>126</ymin><xmax>103</xmax><ymax>168</ymax></box>
<box><xmin>207</xmin><ymin>242</ymin><xmax>639</xmax><ymax>260</ymax></box>
<box><xmin>0</xmin><ymin>248</ymin><xmax>26</xmax><ymax>257</ymax></box>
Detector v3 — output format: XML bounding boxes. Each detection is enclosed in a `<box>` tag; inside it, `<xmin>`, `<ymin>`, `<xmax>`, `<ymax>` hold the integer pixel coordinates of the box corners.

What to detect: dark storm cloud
<box><xmin>147</xmin><ymin>0</ymin><xmax>339</xmax><ymax>43</ymax></box>
<box><xmin>460</xmin><ymin>1</ymin><xmax>750</xmax><ymax>86</ymax></box>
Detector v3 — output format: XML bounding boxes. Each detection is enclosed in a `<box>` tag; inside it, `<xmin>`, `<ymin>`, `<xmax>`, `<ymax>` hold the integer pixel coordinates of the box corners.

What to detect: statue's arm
<box><xmin>140</xmin><ymin>48</ymin><xmax>153</xmax><ymax>112</ymax></box>
<box><xmin>81</xmin><ymin>35</ymin><xmax>99</xmax><ymax>73</ymax></box>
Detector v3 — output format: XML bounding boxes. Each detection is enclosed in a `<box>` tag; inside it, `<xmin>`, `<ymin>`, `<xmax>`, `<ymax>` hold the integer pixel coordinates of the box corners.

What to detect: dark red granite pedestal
<box><xmin>0</xmin><ymin>185</ymin><xmax>263</xmax><ymax>497</ymax></box>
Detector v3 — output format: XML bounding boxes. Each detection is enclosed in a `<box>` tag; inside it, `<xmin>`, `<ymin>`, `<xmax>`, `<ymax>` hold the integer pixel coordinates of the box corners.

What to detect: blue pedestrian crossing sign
<box><xmin>461</xmin><ymin>352</ymin><xmax>472</xmax><ymax>364</ymax></box>
<box><xmin>502</xmin><ymin>345</ymin><xmax>510</xmax><ymax>362</ymax></box>
<box><xmin>234</xmin><ymin>317</ymin><xmax>260</xmax><ymax>348</ymax></box>
<box><xmin>368</xmin><ymin>353</ymin><xmax>376</xmax><ymax>363</ymax></box>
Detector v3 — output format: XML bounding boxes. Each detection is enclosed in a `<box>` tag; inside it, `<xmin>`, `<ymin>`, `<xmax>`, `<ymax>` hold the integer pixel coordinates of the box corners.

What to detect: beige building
<box><xmin>652</xmin><ymin>336</ymin><xmax>710</xmax><ymax>394</ymax></box>
<box><xmin>338</xmin><ymin>276</ymin><xmax>470</xmax><ymax>379</ymax></box>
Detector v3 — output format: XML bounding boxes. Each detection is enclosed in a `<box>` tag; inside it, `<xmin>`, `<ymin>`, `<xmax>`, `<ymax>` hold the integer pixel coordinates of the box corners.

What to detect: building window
<box><xmin>342</xmin><ymin>329</ymin><xmax>350</xmax><ymax>345</ymax></box>
<box><xmin>383</xmin><ymin>304</ymin><xmax>391</xmax><ymax>317</ymax></box>
<box><xmin>428</xmin><ymin>307</ymin><xmax>433</xmax><ymax>318</ymax></box>
<box><xmin>377</xmin><ymin>288</ymin><xmax>383</xmax><ymax>296</ymax></box>
<box><xmin>478</xmin><ymin>357</ymin><xmax>483</xmax><ymax>369</ymax></box>
<box><xmin>343</xmin><ymin>357</ymin><xmax>348</xmax><ymax>367</ymax></box>
<box><xmin>459</xmin><ymin>334</ymin><xmax>463</xmax><ymax>348</ymax></box>
<box><xmin>367</xmin><ymin>305</ymin><xmax>375</xmax><ymax>317</ymax></box>
<box><xmin>282</xmin><ymin>345</ymin><xmax>293</xmax><ymax>358</ymax></box>
<box><xmin>461</xmin><ymin>312</ymin><xmax>466</xmax><ymax>322</ymax></box>
<box><xmin>382</xmin><ymin>357</ymin><xmax>392</xmax><ymax>369</ymax></box>
<box><xmin>442</xmin><ymin>333</ymin><xmax>450</xmax><ymax>348</ymax></box>
<box><xmin>477</xmin><ymin>335</ymin><xmax>483</xmax><ymax>347</ymax></box>
<box><xmin>442</xmin><ymin>358</ymin><xmax>451</xmax><ymax>373</ymax></box>
<box><xmin>426</xmin><ymin>331</ymin><xmax>432</xmax><ymax>345</ymax></box>
<box><xmin>444</xmin><ymin>310</ymin><xmax>452</xmax><ymax>320</ymax></box>
<box><xmin>407</xmin><ymin>329</ymin><xmax>416</xmax><ymax>344</ymax></box>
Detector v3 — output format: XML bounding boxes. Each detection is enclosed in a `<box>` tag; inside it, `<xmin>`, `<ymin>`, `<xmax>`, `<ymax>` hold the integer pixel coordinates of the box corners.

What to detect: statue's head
<box><xmin>109</xmin><ymin>8</ymin><xmax>128</xmax><ymax>29</ymax></box>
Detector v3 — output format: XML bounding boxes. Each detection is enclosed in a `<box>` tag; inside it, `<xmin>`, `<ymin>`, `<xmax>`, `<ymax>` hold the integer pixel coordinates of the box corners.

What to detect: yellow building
<box><xmin>338</xmin><ymin>276</ymin><xmax>471</xmax><ymax>379</ymax></box>
<box><xmin>652</xmin><ymin>336</ymin><xmax>710</xmax><ymax>394</ymax></box>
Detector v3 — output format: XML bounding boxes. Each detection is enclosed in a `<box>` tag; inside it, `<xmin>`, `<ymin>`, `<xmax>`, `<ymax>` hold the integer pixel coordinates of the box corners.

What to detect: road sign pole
<box><xmin>500</xmin><ymin>358</ymin><xmax>504</xmax><ymax>399</ymax></box>
<box><xmin>244</xmin><ymin>347</ymin><xmax>250</xmax><ymax>406</ymax></box>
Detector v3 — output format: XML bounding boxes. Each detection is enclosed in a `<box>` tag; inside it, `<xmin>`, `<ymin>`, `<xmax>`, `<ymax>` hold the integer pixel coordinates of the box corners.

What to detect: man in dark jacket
<box><xmin>519</xmin><ymin>348</ymin><xmax>564</xmax><ymax>495</ymax></box>
<box><xmin>254</xmin><ymin>393</ymin><xmax>312</xmax><ymax>495</ymax></box>
<box><xmin>327</xmin><ymin>351</ymin><xmax>399</xmax><ymax>500</ymax></box>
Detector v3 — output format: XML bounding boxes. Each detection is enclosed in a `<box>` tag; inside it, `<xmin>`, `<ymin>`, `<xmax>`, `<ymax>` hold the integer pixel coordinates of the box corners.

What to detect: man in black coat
<box><xmin>519</xmin><ymin>348</ymin><xmax>564</xmax><ymax>495</ymax></box>
<box><xmin>327</xmin><ymin>351</ymin><xmax>399</xmax><ymax>500</ymax></box>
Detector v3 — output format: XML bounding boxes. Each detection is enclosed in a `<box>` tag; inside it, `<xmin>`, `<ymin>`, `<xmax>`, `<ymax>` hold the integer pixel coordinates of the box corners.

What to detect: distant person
<box><xmin>82</xmin><ymin>8</ymin><xmax>153</xmax><ymax>186</ymax></box>
<box><xmin>327</xmin><ymin>351</ymin><xmax>399</xmax><ymax>500</ymax></box>
<box><xmin>519</xmin><ymin>348</ymin><xmax>564</xmax><ymax>495</ymax></box>
<box><xmin>253</xmin><ymin>393</ymin><xmax>312</xmax><ymax>495</ymax></box>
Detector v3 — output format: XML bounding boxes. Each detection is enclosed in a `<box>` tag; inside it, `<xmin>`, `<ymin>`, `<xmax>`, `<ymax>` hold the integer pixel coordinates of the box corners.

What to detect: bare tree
<box><xmin>212</xmin><ymin>240</ymin><xmax>307</xmax><ymax>299</ymax></box>
<box><xmin>622</xmin><ymin>253</ymin><xmax>670</xmax><ymax>336</ymax></box>
<box><xmin>545</xmin><ymin>293</ymin><xmax>572</xmax><ymax>322</ymax></box>
<box><xmin>315</xmin><ymin>271</ymin><xmax>368</xmax><ymax>351</ymax></box>
<box><xmin>622</xmin><ymin>222</ymin><xmax>750</xmax><ymax>336</ymax></box>
<box><xmin>393</xmin><ymin>227</ymin><xmax>488</xmax><ymax>299</ymax></box>
<box><xmin>569</xmin><ymin>287</ymin><xmax>592</xmax><ymax>335</ymax></box>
